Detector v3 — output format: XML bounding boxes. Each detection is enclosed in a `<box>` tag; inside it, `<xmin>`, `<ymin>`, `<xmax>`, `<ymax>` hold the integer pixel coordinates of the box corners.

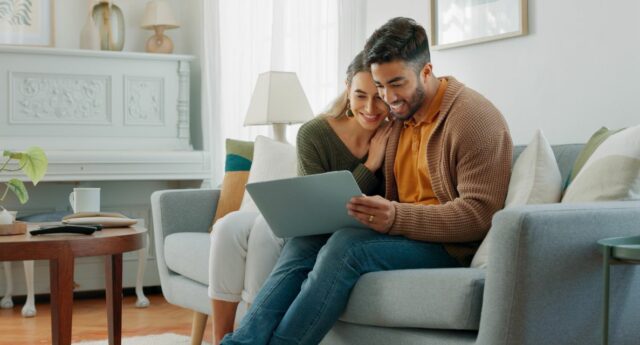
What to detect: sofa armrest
<box><xmin>151</xmin><ymin>188</ymin><xmax>220</xmax><ymax>238</ymax></box>
<box><xmin>477</xmin><ymin>201</ymin><xmax>640</xmax><ymax>345</ymax></box>
<box><xmin>150</xmin><ymin>188</ymin><xmax>220</xmax><ymax>298</ymax></box>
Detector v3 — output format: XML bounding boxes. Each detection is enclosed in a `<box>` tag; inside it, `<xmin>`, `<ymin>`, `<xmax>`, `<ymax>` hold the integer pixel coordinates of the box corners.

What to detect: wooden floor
<box><xmin>0</xmin><ymin>292</ymin><xmax>212</xmax><ymax>345</ymax></box>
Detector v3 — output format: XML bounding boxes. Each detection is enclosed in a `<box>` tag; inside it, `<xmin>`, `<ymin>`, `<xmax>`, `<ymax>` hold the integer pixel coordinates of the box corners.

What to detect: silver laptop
<box><xmin>245</xmin><ymin>170</ymin><xmax>367</xmax><ymax>238</ymax></box>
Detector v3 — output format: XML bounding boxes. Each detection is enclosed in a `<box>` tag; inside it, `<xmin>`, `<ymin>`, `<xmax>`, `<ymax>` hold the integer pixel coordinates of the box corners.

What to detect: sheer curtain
<box><xmin>204</xmin><ymin>0</ymin><xmax>366</xmax><ymax>184</ymax></box>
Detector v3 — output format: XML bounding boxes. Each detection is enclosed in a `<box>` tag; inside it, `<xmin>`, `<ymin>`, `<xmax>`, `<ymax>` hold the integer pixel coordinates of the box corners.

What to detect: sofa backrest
<box><xmin>512</xmin><ymin>144</ymin><xmax>584</xmax><ymax>185</ymax></box>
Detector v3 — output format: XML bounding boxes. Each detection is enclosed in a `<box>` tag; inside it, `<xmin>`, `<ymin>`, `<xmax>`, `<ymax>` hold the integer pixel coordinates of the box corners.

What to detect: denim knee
<box><xmin>319</xmin><ymin>228</ymin><xmax>378</xmax><ymax>260</ymax></box>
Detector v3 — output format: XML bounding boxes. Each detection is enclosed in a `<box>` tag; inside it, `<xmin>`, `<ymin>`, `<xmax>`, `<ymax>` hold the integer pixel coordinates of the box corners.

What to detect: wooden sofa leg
<box><xmin>191</xmin><ymin>311</ymin><xmax>209</xmax><ymax>345</ymax></box>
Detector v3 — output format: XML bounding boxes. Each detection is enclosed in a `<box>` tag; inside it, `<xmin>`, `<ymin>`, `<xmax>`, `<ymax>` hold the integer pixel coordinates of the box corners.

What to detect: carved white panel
<box><xmin>9</xmin><ymin>72</ymin><xmax>111</xmax><ymax>125</ymax></box>
<box><xmin>124</xmin><ymin>76</ymin><xmax>164</xmax><ymax>126</ymax></box>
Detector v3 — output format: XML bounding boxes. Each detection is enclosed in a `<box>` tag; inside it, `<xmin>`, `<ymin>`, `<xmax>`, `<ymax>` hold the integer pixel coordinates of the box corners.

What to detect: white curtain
<box><xmin>338</xmin><ymin>0</ymin><xmax>367</xmax><ymax>90</ymax></box>
<box><xmin>204</xmin><ymin>0</ymin><xmax>366</xmax><ymax>185</ymax></box>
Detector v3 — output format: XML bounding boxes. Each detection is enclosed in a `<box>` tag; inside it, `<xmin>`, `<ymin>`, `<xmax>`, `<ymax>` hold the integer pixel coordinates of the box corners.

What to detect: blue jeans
<box><xmin>220</xmin><ymin>228</ymin><xmax>460</xmax><ymax>345</ymax></box>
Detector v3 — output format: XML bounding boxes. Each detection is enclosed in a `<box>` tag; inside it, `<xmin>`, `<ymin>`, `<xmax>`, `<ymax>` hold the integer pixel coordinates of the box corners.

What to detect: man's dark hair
<box><xmin>364</xmin><ymin>17</ymin><xmax>430</xmax><ymax>74</ymax></box>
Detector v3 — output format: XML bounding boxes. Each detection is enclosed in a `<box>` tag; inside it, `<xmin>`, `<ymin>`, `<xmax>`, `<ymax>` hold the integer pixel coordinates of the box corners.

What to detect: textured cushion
<box><xmin>240</xmin><ymin>136</ymin><xmax>298</xmax><ymax>212</ymax></box>
<box><xmin>340</xmin><ymin>268</ymin><xmax>485</xmax><ymax>331</ymax></box>
<box><xmin>563</xmin><ymin>125</ymin><xmax>640</xmax><ymax>202</ymax></box>
<box><xmin>471</xmin><ymin>130</ymin><xmax>561</xmax><ymax>268</ymax></box>
<box><xmin>212</xmin><ymin>139</ymin><xmax>254</xmax><ymax>227</ymax></box>
<box><xmin>164</xmin><ymin>232</ymin><xmax>211</xmax><ymax>285</ymax></box>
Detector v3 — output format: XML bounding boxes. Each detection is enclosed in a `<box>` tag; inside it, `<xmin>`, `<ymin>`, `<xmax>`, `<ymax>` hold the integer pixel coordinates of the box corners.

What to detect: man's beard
<box><xmin>391</xmin><ymin>84</ymin><xmax>426</xmax><ymax>121</ymax></box>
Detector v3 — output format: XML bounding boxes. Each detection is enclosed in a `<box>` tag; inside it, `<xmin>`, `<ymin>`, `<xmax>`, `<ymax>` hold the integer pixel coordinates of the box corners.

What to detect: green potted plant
<box><xmin>0</xmin><ymin>147</ymin><xmax>48</xmax><ymax>232</ymax></box>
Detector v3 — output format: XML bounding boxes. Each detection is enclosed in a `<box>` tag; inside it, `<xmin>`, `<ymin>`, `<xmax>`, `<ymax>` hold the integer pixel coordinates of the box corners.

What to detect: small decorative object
<box><xmin>92</xmin><ymin>0</ymin><xmax>125</xmax><ymax>51</ymax></box>
<box><xmin>0</xmin><ymin>208</ymin><xmax>14</xmax><ymax>224</ymax></box>
<box><xmin>79</xmin><ymin>0</ymin><xmax>100</xmax><ymax>50</ymax></box>
<box><xmin>244</xmin><ymin>71</ymin><xmax>314</xmax><ymax>143</ymax></box>
<box><xmin>0</xmin><ymin>147</ymin><xmax>48</xmax><ymax>235</ymax></box>
<box><xmin>0</xmin><ymin>0</ymin><xmax>55</xmax><ymax>47</ymax></box>
<box><xmin>0</xmin><ymin>214</ymin><xmax>26</xmax><ymax>236</ymax></box>
<box><xmin>141</xmin><ymin>0</ymin><xmax>180</xmax><ymax>54</ymax></box>
<box><xmin>429</xmin><ymin>0</ymin><xmax>528</xmax><ymax>50</ymax></box>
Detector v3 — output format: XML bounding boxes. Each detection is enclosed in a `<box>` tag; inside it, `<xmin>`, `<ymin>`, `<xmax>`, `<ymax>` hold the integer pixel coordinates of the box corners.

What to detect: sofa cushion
<box><xmin>164</xmin><ymin>232</ymin><xmax>211</xmax><ymax>285</ymax></box>
<box><xmin>471</xmin><ymin>130</ymin><xmax>562</xmax><ymax>268</ymax></box>
<box><xmin>340</xmin><ymin>268</ymin><xmax>485</xmax><ymax>331</ymax></box>
<box><xmin>240</xmin><ymin>135</ymin><xmax>298</xmax><ymax>213</ymax></box>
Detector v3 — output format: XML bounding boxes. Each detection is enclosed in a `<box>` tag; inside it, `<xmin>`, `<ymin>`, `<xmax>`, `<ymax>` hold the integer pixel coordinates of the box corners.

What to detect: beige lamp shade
<box><xmin>141</xmin><ymin>0</ymin><xmax>180</xmax><ymax>29</ymax></box>
<box><xmin>244</xmin><ymin>71</ymin><xmax>314</xmax><ymax>126</ymax></box>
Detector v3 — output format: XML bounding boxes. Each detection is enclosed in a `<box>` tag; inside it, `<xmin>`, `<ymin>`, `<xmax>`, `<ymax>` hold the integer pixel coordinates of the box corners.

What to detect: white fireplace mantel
<box><xmin>0</xmin><ymin>150</ymin><xmax>211</xmax><ymax>182</ymax></box>
<box><xmin>0</xmin><ymin>46</ymin><xmax>210</xmax><ymax>181</ymax></box>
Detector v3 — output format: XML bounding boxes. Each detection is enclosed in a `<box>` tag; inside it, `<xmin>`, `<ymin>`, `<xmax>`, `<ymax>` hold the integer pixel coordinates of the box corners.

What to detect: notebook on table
<box><xmin>245</xmin><ymin>170</ymin><xmax>366</xmax><ymax>238</ymax></box>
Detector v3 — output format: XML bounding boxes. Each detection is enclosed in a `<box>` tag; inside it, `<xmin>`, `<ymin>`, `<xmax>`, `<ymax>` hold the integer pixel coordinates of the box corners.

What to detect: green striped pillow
<box><xmin>212</xmin><ymin>139</ymin><xmax>254</xmax><ymax>227</ymax></box>
<box><xmin>566</xmin><ymin>127</ymin><xmax>624</xmax><ymax>186</ymax></box>
<box><xmin>563</xmin><ymin>125</ymin><xmax>640</xmax><ymax>202</ymax></box>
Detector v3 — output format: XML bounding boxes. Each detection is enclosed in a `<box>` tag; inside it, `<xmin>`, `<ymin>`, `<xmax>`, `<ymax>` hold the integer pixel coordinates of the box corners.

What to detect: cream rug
<box><xmin>73</xmin><ymin>333</ymin><xmax>210</xmax><ymax>345</ymax></box>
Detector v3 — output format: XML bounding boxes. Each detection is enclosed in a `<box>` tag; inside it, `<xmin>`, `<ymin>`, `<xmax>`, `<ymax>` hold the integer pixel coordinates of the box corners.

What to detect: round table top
<box><xmin>0</xmin><ymin>224</ymin><xmax>147</xmax><ymax>261</ymax></box>
<box><xmin>598</xmin><ymin>235</ymin><xmax>640</xmax><ymax>262</ymax></box>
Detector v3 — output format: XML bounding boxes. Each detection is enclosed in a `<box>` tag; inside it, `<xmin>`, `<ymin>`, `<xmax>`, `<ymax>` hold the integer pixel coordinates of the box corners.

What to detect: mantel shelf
<box><xmin>0</xmin><ymin>46</ymin><xmax>195</xmax><ymax>61</ymax></box>
<box><xmin>0</xmin><ymin>150</ymin><xmax>211</xmax><ymax>182</ymax></box>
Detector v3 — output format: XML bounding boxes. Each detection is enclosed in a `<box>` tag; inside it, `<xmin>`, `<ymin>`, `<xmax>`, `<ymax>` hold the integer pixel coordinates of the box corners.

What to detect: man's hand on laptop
<box><xmin>347</xmin><ymin>195</ymin><xmax>395</xmax><ymax>233</ymax></box>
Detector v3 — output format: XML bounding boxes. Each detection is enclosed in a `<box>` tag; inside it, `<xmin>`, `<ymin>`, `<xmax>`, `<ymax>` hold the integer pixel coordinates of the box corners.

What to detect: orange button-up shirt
<box><xmin>394</xmin><ymin>78</ymin><xmax>448</xmax><ymax>205</ymax></box>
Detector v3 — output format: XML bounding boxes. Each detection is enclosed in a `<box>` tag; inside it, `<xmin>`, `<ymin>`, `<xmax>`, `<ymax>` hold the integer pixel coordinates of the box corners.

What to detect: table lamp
<box><xmin>244</xmin><ymin>71</ymin><xmax>314</xmax><ymax>143</ymax></box>
<box><xmin>141</xmin><ymin>0</ymin><xmax>179</xmax><ymax>53</ymax></box>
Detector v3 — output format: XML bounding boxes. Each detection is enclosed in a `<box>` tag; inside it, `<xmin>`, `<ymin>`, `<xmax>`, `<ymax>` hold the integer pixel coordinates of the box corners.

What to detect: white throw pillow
<box><xmin>239</xmin><ymin>135</ymin><xmax>298</xmax><ymax>213</ymax></box>
<box><xmin>562</xmin><ymin>124</ymin><xmax>640</xmax><ymax>203</ymax></box>
<box><xmin>471</xmin><ymin>129</ymin><xmax>562</xmax><ymax>268</ymax></box>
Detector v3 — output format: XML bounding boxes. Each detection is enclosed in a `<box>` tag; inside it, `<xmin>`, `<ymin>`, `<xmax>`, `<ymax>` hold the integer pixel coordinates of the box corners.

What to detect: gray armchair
<box><xmin>151</xmin><ymin>189</ymin><xmax>220</xmax><ymax>345</ymax></box>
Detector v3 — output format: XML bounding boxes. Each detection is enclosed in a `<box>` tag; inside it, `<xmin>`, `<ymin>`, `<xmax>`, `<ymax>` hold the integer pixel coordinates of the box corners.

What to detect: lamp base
<box><xmin>272</xmin><ymin>123</ymin><xmax>287</xmax><ymax>143</ymax></box>
<box><xmin>145</xmin><ymin>27</ymin><xmax>174</xmax><ymax>54</ymax></box>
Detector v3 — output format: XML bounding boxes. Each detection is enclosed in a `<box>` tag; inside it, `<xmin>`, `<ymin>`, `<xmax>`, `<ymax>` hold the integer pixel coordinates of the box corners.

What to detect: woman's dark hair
<box><xmin>364</xmin><ymin>17</ymin><xmax>430</xmax><ymax>74</ymax></box>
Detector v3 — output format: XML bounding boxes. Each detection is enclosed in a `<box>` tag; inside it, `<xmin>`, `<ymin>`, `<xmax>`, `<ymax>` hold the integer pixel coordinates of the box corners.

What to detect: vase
<box><xmin>80</xmin><ymin>2</ymin><xmax>101</xmax><ymax>50</ymax></box>
<box><xmin>92</xmin><ymin>0</ymin><xmax>125</xmax><ymax>51</ymax></box>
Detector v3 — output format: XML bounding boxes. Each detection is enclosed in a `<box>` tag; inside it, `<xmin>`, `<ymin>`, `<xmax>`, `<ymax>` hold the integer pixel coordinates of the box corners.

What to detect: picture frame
<box><xmin>429</xmin><ymin>0</ymin><xmax>527</xmax><ymax>50</ymax></box>
<box><xmin>0</xmin><ymin>0</ymin><xmax>55</xmax><ymax>47</ymax></box>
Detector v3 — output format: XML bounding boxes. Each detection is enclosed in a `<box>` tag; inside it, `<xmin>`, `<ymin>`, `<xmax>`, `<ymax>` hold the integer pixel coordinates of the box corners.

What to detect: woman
<box><xmin>209</xmin><ymin>51</ymin><xmax>390</xmax><ymax>344</ymax></box>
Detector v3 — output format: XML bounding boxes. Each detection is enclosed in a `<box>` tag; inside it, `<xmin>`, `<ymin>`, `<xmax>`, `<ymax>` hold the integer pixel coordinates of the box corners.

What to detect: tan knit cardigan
<box><xmin>384</xmin><ymin>77</ymin><xmax>513</xmax><ymax>266</ymax></box>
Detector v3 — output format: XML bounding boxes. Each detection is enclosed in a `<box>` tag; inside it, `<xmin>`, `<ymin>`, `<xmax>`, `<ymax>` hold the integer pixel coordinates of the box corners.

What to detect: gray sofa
<box><xmin>151</xmin><ymin>144</ymin><xmax>640</xmax><ymax>345</ymax></box>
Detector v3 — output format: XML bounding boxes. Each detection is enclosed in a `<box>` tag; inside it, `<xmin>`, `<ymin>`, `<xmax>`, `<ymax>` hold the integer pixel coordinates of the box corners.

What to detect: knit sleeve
<box><xmin>388</xmin><ymin>112</ymin><xmax>513</xmax><ymax>243</ymax></box>
<box><xmin>351</xmin><ymin>163</ymin><xmax>380</xmax><ymax>195</ymax></box>
<box><xmin>296</xmin><ymin>123</ymin><xmax>327</xmax><ymax>176</ymax></box>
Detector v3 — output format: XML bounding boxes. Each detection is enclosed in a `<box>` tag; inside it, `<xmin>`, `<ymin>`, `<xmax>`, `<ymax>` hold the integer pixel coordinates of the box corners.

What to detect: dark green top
<box><xmin>296</xmin><ymin>116</ymin><xmax>382</xmax><ymax>195</ymax></box>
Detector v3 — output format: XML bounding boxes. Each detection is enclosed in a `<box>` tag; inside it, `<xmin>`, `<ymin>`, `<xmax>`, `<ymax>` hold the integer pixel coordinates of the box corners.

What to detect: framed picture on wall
<box><xmin>429</xmin><ymin>0</ymin><xmax>527</xmax><ymax>50</ymax></box>
<box><xmin>0</xmin><ymin>0</ymin><xmax>55</xmax><ymax>47</ymax></box>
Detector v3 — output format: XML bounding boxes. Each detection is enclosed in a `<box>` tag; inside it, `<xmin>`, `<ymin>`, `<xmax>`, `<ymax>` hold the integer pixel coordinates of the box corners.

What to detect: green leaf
<box><xmin>19</xmin><ymin>146</ymin><xmax>48</xmax><ymax>185</ymax></box>
<box><xmin>6</xmin><ymin>179</ymin><xmax>28</xmax><ymax>204</ymax></box>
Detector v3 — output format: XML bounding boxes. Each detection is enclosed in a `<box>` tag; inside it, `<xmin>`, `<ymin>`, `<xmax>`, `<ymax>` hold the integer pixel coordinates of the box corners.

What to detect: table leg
<box><xmin>603</xmin><ymin>247</ymin><xmax>611</xmax><ymax>345</ymax></box>
<box><xmin>105</xmin><ymin>254</ymin><xmax>123</xmax><ymax>345</ymax></box>
<box><xmin>50</xmin><ymin>251</ymin><xmax>75</xmax><ymax>345</ymax></box>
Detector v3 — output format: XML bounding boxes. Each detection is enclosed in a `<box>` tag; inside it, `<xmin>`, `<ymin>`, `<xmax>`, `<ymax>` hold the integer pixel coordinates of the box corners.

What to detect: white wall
<box><xmin>366</xmin><ymin>0</ymin><xmax>640</xmax><ymax>145</ymax></box>
<box><xmin>53</xmin><ymin>0</ymin><xmax>205</xmax><ymax>149</ymax></box>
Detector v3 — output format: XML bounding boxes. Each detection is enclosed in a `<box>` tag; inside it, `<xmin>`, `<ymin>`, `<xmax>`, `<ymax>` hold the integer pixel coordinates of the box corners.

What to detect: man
<box><xmin>221</xmin><ymin>17</ymin><xmax>512</xmax><ymax>345</ymax></box>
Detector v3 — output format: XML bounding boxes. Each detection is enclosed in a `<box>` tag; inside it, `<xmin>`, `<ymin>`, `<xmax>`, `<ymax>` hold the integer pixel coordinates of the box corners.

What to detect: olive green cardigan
<box><xmin>296</xmin><ymin>116</ymin><xmax>382</xmax><ymax>195</ymax></box>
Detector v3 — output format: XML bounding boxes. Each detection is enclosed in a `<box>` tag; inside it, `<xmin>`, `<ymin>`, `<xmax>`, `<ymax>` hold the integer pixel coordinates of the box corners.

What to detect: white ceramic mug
<box><xmin>69</xmin><ymin>188</ymin><xmax>100</xmax><ymax>213</ymax></box>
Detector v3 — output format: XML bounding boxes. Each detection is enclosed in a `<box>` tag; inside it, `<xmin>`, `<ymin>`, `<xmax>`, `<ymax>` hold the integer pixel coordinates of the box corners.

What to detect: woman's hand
<box><xmin>364</xmin><ymin>122</ymin><xmax>392</xmax><ymax>172</ymax></box>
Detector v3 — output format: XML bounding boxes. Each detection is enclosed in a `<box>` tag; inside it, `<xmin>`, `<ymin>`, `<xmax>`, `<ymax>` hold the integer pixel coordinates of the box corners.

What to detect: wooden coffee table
<box><xmin>0</xmin><ymin>225</ymin><xmax>147</xmax><ymax>345</ymax></box>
